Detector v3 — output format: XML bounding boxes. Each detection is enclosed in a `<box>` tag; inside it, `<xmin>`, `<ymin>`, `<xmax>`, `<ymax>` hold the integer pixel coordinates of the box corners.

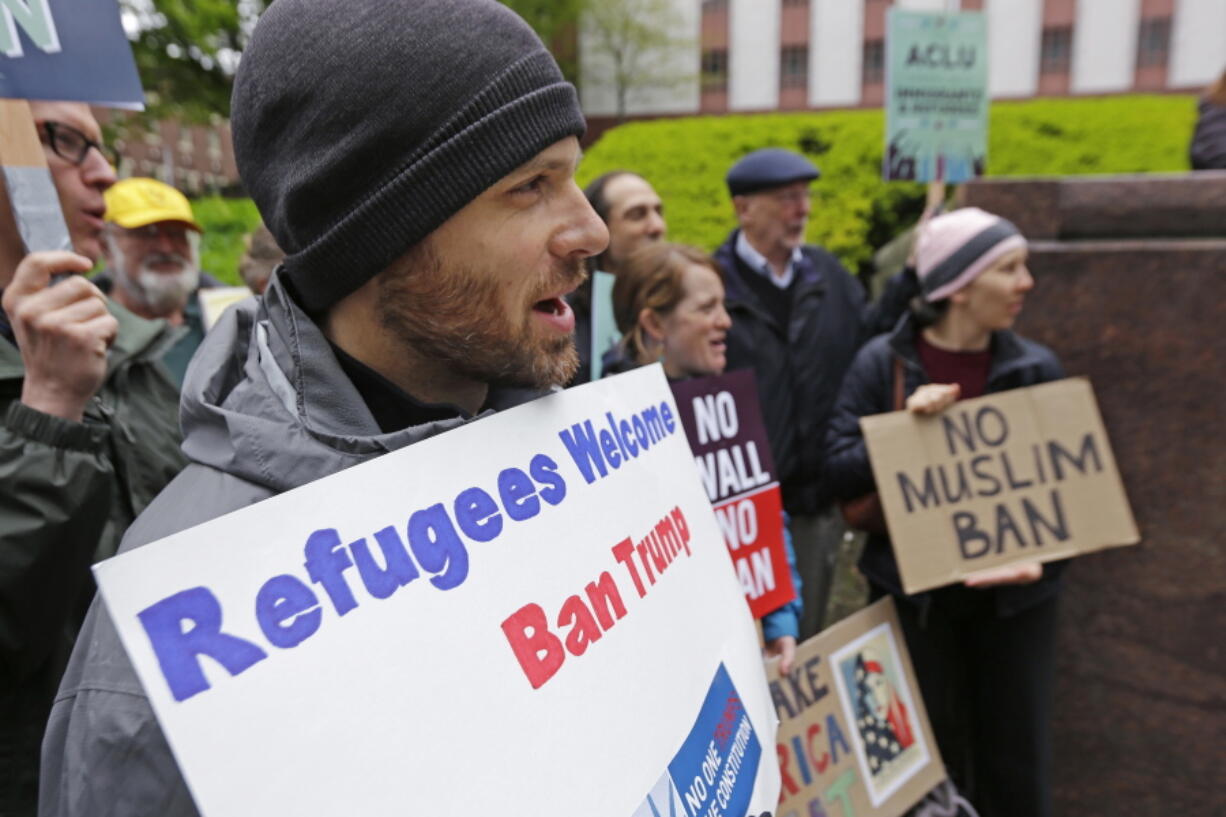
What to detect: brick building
<box><xmin>580</xmin><ymin>0</ymin><xmax>1226</xmax><ymax>124</ymax></box>
<box><xmin>104</xmin><ymin>114</ymin><xmax>241</xmax><ymax>196</ymax></box>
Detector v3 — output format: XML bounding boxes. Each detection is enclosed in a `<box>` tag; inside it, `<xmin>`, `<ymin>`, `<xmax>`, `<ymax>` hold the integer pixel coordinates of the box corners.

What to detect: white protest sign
<box><xmin>94</xmin><ymin>365</ymin><xmax>780</xmax><ymax>817</ymax></box>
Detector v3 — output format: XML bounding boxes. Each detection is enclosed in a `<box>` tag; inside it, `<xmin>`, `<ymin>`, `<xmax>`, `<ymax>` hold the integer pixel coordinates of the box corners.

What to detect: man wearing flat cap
<box><xmin>714</xmin><ymin>148</ymin><xmax>916</xmax><ymax>637</ymax></box>
<box><xmin>40</xmin><ymin>1</ymin><xmax>607</xmax><ymax>814</ymax></box>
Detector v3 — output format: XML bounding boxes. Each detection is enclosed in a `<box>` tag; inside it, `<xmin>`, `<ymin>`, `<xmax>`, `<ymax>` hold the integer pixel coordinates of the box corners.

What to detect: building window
<box><xmin>782</xmin><ymin>0</ymin><xmax>808</xmax><ymax>6</ymax></box>
<box><xmin>1136</xmin><ymin>17</ymin><xmax>1170</xmax><ymax>68</ymax></box>
<box><xmin>702</xmin><ymin>48</ymin><xmax>728</xmax><ymax>90</ymax></box>
<box><xmin>781</xmin><ymin>46</ymin><xmax>808</xmax><ymax>88</ymax></box>
<box><xmin>1040</xmin><ymin>27</ymin><xmax>1072</xmax><ymax>75</ymax></box>
<box><xmin>701</xmin><ymin>0</ymin><xmax>727</xmax><ymax>11</ymax></box>
<box><xmin>863</xmin><ymin>40</ymin><xmax>884</xmax><ymax>84</ymax></box>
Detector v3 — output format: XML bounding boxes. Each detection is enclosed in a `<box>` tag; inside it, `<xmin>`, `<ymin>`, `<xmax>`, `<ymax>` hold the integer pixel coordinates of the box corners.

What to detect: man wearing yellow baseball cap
<box><xmin>98</xmin><ymin>177</ymin><xmax>219</xmax><ymax>385</ymax></box>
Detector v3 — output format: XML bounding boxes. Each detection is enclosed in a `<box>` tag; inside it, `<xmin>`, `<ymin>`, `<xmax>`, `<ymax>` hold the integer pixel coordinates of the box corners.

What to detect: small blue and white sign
<box><xmin>0</xmin><ymin>0</ymin><xmax>143</xmax><ymax>108</ymax></box>
<box><xmin>632</xmin><ymin>663</ymin><xmax>764</xmax><ymax>817</ymax></box>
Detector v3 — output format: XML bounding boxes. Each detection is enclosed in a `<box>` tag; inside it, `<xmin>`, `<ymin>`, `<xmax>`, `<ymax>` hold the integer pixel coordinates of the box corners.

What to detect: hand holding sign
<box><xmin>2</xmin><ymin>251</ymin><xmax>116</xmax><ymax>421</ymax></box>
<box><xmin>962</xmin><ymin>560</ymin><xmax>1042</xmax><ymax>588</ymax></box>
<box><xmin>905</xmin><ymin>383</ymin><xmax>960</xmax><ymax>415</ymax></box>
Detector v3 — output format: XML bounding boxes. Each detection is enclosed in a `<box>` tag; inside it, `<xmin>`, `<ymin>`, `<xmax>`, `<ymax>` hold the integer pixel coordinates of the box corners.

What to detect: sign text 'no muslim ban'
<box><xmin>93</xmin><ymin>365</ymin><xmax>781</xmax><ymax>816</ymax></box>
<box><xmin>768</xmin><ymin>597</ymin><xmax>945</xmax><ymax>817</ymax></box>
<box><xmin>860</xmin><ymin>378</ymin><xmax>1139</xmax><ymax>594</ymax></box>
<box><xmin>671</xmin><ymin>369</ymin><xmax>795</xmax><ymax>619</ymax></box>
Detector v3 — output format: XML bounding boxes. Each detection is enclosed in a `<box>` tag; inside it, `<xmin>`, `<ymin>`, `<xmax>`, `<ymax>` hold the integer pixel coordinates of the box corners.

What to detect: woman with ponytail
<box><xmin>825</xmin><ymin>208</ymin><xmax>1066</xmax><ymax>817</ymax></box>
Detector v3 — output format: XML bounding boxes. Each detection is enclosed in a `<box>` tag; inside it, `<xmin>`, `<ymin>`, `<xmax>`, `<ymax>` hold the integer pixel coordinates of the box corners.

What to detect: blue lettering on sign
<box><xmin>560</xmin><ymin>401</ymin><xmax>680</xmax><ymax>485</ymax></box>
<box><xmin>138</xmin><ymin>587</ymin><xmax>268</xmax><ymax>702</ymax></box>
<box><xmin>136</xmin><ymin>398</ymin><xmax>681</xmax><ymax>703</ymax></box>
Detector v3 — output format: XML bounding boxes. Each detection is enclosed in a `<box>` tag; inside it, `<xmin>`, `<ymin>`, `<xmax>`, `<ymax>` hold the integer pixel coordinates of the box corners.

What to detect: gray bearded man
<box><xmin>38</xmin><ymin>1</ymin><xmax>607</xmax><ymax>814</ymax></box>
<box><xmin>96</xmin><ymin>177</ymin><xmax>217</xmax><ymax>386</ymax></box>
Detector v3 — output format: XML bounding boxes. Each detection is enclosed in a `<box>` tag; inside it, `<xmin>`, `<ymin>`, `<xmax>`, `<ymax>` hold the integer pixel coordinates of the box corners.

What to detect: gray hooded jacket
<box><xmin>39</xmin><ymin>274</ymin><xmax>548</xmax><ymax>817</ymax></box>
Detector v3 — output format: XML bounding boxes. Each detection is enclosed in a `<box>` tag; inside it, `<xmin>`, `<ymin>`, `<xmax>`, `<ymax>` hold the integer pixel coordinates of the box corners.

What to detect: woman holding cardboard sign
<box><xmin>824</xmin><ymin>208</ymin><xmax>1066</xmax><ymax>817</ymax></box>
<box><xmin>606</xmin><ymin>242</ymin><xmax>805</xmax><ymax>672</ymax></box>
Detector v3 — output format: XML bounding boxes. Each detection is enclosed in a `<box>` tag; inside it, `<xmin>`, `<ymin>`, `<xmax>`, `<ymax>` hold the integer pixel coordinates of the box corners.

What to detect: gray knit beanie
<box><xmin>231</xmin><ymin>0</ymin><xmax>586</xmax><ymax>312</ymax></box>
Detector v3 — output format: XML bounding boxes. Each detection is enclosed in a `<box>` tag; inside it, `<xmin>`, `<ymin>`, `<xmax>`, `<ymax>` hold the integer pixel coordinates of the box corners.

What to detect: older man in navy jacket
<box><xmin>713</xmin><ymin>148</ymin><xmax>916</xmax><ymax>636</ymax></box>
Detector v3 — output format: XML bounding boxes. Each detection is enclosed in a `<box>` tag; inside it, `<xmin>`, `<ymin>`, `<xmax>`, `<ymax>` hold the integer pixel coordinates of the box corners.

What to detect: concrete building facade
<box><xmin>579</xmin><ymin>0</ymin><xmax>1226</xmax><ymax>120</ymax></box>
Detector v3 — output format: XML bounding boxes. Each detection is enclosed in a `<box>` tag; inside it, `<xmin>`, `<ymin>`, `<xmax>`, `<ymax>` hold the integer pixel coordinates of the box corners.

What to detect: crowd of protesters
<box><xmin>2</xmin><ymin>1</ymin><xmax>1202</xmax><ymax>816</ymax></box>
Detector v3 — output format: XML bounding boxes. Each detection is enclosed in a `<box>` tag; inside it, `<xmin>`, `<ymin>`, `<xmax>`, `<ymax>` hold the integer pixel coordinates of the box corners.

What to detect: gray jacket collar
<box><xmin>179</xmin><ymin>270</ymin><xmax>550</xmax><ymax>494</ymax></box>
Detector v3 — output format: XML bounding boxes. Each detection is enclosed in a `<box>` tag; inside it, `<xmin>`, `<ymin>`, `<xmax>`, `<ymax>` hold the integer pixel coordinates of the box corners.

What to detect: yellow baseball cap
<box><xmin>104</xmin><ymin>177</ymin><xmax>202</xmax><ymax>232</ymax></box>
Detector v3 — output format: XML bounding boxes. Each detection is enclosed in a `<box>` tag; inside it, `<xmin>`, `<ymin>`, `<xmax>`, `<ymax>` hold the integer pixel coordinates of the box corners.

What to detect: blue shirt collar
<box><xmin>735</xmin><ymin>230</ymin><xmax>803</xmax><ymax>289</ymax></box>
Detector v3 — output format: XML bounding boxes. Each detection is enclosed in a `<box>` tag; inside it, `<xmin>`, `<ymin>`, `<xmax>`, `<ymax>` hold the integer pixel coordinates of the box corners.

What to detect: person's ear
<box><xmin>639</xmin><ymin>307</ymin><xmax>666</xmax><ymax>344</ymax></box>
<box><xmin>732</xmin><ymin>195</ymin><xmax>750</xmax><ymax>221</ymax></box>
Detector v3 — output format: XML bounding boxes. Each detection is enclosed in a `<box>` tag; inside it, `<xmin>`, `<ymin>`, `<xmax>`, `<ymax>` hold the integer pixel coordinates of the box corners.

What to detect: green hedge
<box><xmin>577</xmin><ymin>94</ymin><xmax>1198</xmax><ymax>274</ymax></box>
<box><xmin>190</xmin><ymin>95</ymin><xmax>1198</xmax><ymax>281</ymax></box>
<box><xmin>192</xmin><ymin>196</ymin><xmax>262</xmax><ymax>286</ymax></box>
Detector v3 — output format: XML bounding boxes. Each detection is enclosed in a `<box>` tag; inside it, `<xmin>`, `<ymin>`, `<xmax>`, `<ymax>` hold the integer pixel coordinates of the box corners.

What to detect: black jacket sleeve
<box><xmin>1190</xmin><ymin>101</ymin><xmax>1226</xmax><ymax>171</ymax></box>
<box><xmin>0</xmin><ymin>401</ymin><xmax>113</xmax><ymax>684</ymax></box>
<box><xmin>824</xmin><ymin>339</ymin><xmax>894</xmax><ymax>501</ymax></box>
<box><xmin>863</xmin><ymin>266</ymin><xmax>920</xmax><ymax>340</ymax></box>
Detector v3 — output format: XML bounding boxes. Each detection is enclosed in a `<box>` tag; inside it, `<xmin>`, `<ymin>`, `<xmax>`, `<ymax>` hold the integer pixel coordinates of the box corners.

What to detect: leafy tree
<box><xmin>499</xmin><ymin>0</ymin><xmax>585</xmax><ymax>83</ymax></box>
<box><xmin>581</xmin><ymin>0</ymin><xmax>693</xmax><ymax>120</ymax></box>
<box><xmin>119</xmin><ymin>0</ymin><xmax>265</xmax><ymax>124</ymax></box>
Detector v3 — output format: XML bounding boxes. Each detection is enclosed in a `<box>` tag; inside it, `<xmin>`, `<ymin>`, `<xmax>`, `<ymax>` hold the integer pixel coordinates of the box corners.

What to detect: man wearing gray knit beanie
<box><xmin>39</xmin><ymin>2</ymin><xmax>606</xmax><ymax>814</ymax></box>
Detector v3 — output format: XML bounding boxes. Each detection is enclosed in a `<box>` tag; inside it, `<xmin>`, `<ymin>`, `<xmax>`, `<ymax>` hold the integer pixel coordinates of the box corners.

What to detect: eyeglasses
<box><xmin>767</xmin><ymin>187</ymin><xmax>811</xmax><ymax>206</ymax></box>
<box><xmin>120</xmin><ymin>223</ymin><xmax>193</xmax><ymax>243</ymax></box>
<box><xmin>40</xmin><ymin>121</ymin><xmax>117</xmax><ymax>167</ymax></box>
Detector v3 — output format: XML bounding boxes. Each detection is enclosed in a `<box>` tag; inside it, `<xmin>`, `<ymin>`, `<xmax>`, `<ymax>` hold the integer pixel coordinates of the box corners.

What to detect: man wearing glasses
<box><xmin>96</xmin><ymin>177</ymin><xmax>219</xmax><ymax>386</ymax></box>
<box><xmin>713</xmin><ymin>148</ymin><xmax>917</xmax><ymax>639</ymax></box>
<box><xmin>0</xmin><ymin>102</ymin><xmax>185</xmax><ymax>816</ymax></box>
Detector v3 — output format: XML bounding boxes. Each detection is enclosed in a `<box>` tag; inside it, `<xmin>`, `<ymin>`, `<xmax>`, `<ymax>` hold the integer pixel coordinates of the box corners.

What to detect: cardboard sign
<box><xmin>768</xmin><ymin>598</ymin><xmax>945</xmax><ymax>817</ymax></box>
<box><xmin>884</xmin><ymin>9</ymin><xmax>988</xmax><ymax>183</ymax></box>
<box><xmin>94</xmin><ymin>365</ymin><xmax>780</xmax><ymax>817</ymax></box>
<box><xmin>0</xmin><ymin>99</ymin><xmax>70</xmax><ymax>254</ymax></box>
<box><xmin>198</xmin><ymin>286</ymin><xmax>253</xmax><ymax>331</ymax></box>
<box><xmin>671</xmin><ymin>369</ymin><xmax>795</xmax><ymax>619</ymax></box>
<box><xmin>0</xmin><ymin>0</ymin><xmax>143</xmax><ymax>107</ymax></box>
<box><xmin>861</xmin><ymin>378</ymin><xmax>1140</xmax><ymax>594</ymax></box>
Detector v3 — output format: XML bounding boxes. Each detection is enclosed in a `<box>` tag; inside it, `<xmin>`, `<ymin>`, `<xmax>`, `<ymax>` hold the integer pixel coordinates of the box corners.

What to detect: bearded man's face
<box><xmin>375</xmin><ymin>137</ymin><xmax>608</xmax><ymax>389</ymax></box>
<box><xmin>107</xmin><ymin>221</ymin><xmax>201</xmax><ymax>317</ymax></box>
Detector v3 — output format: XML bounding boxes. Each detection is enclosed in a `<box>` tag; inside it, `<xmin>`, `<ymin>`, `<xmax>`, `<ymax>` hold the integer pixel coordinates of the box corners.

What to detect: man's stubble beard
<box><xmin>376</xmin><ymin>240</ymin><xmax>585</xmax><ymax>390</ymax></box>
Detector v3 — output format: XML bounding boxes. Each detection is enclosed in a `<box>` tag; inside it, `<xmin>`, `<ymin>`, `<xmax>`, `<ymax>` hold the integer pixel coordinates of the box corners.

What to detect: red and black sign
<box><xmin>671</xmin><ymin>370</ymin><xmax>795</xmax><ymax>619</ymax></box>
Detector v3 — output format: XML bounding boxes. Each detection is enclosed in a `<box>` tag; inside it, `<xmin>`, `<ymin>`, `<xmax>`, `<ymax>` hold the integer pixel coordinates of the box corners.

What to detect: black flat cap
<box><xmin>726</xmin><ymin>148</ymin><xmax>820</xmax><ymax>196</ymax></box>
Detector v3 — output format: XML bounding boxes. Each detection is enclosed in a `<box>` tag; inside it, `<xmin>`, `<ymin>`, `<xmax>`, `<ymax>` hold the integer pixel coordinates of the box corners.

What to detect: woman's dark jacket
<box><xmin>824</xmin><ymin>314</ymin><xmax>1067</xmax><ymax>616</ymax></box>
<box><xmin>1190</xmin><ymin>99</ymin><xmax>1226</xmax><ymax>170</ymax></box>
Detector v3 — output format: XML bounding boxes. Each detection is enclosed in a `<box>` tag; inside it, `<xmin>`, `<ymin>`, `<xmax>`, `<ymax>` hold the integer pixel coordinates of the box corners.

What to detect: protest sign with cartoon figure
<box><xmin>768</xmin><ymin>598</ymin><xmax>945</xmax><ymax>817</ymax></box>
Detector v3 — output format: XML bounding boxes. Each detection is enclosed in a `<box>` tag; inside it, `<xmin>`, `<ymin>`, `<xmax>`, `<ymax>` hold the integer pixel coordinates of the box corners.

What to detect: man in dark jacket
<box><xmin>1</xmin><ymin>102</ymin><xmax>185</xmax><ymax>816</ymax></box>
<box><xmin>713</xmin><ymin>148</ymin><xmax>916</xmax><ymax>636</ymax></box>
<box><xmin>40</xmin><ymin>2</ymin><xmax>607</xmax><ymax>815</ymax></box>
